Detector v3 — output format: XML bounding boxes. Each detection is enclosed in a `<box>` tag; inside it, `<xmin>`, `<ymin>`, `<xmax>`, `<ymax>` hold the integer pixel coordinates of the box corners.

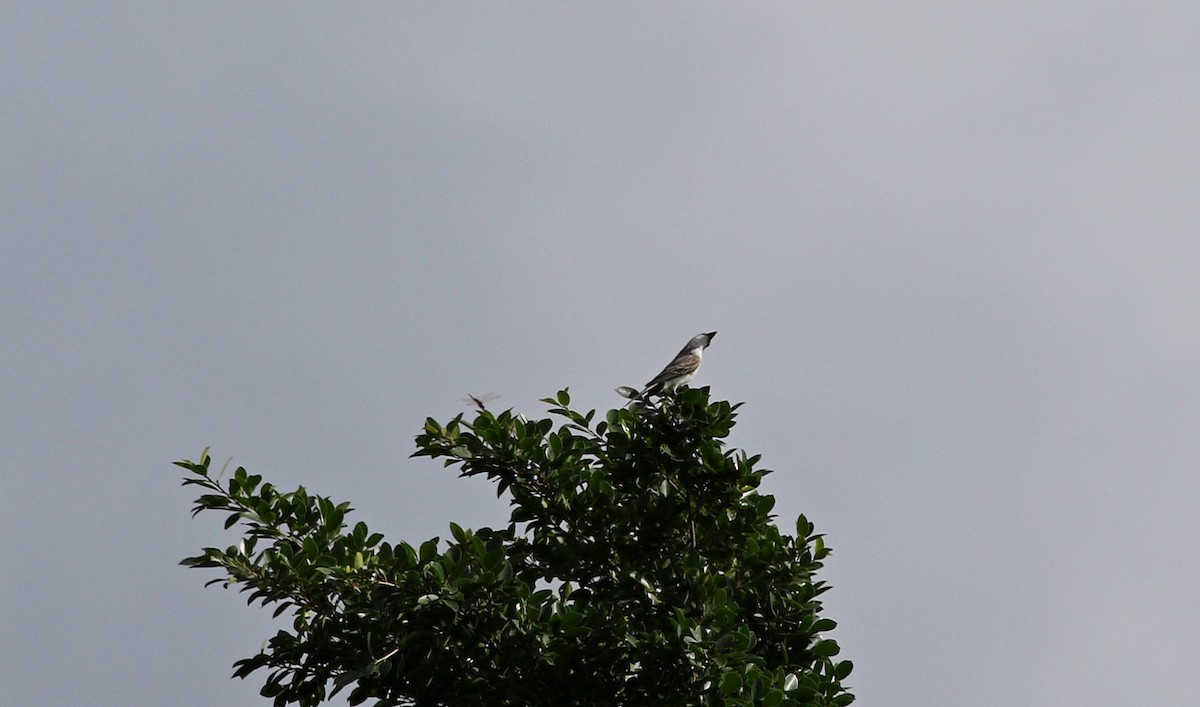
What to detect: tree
<box><xmin>177</xmin><ymin>387</ymin><xmax>853</xmax><ymax>707</ymax></box>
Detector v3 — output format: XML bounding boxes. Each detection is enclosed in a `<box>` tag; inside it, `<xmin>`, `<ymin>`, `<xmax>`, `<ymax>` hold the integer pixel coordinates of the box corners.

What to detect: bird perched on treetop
<box><xmin>617</xmin><ymin>331</ymin><xmax>717</xmax><ymax>401</ymax></box>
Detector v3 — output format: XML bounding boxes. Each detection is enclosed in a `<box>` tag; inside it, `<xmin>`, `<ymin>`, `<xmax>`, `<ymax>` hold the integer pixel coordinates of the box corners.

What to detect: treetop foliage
<box><xmin>177</xmin><ymin>387</ymin><xmax>853</xmax><ymax>707</ymax></box>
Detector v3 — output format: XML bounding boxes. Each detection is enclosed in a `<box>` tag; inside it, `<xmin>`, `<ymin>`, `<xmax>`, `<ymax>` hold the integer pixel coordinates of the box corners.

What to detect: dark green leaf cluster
<box><xmin>178</xmin><ymin>387</ymin><xmax>853</xmax><ymax>707</ymax></box>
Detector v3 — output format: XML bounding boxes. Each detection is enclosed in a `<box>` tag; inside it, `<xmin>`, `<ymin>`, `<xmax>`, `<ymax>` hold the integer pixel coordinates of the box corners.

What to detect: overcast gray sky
<box><xmin>4</xmin><ymin>4</ymin><xmax>1200</xmax><ymax>706</ymax></box>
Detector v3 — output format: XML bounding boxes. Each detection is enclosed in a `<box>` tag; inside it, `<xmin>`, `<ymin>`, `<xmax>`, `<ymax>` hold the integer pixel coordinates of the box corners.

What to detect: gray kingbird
<box><xmin>619</xmin><ymin>331</ymin><xmax>717</xmax><ymax>401</ymax></box>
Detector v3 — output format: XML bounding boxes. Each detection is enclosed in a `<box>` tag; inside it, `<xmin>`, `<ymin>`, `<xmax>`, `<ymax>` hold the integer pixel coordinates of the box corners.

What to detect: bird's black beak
<box><xmin>705</xmin><ymin>331</ymin><xmax>717</xmax><ymax>340</ymax></box>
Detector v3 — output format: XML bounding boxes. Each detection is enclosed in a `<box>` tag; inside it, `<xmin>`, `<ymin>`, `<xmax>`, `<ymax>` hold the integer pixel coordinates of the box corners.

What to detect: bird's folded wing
<box><xmin>645</xmin><ymin>353</ymin><xmax>701</xmax><ymax>387</ymax></box>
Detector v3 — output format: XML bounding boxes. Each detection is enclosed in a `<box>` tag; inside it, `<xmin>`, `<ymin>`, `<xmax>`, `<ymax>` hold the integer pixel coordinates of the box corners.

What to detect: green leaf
<box><xmin>712</xmin><ymin>587</ymin><xmax>728</xmax><ymax>608</ymax></box>
<box><xmin>812</xmin><ymin>639</ymin><xmax>841</xmax><ymax>657</ymax></box>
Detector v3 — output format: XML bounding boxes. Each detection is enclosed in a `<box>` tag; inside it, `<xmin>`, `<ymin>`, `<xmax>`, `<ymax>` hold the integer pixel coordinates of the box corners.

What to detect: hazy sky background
<box><xmin>4</xmin><ymin>4</ymin><xmax>1200</xmax><ymax>706</ymax></box>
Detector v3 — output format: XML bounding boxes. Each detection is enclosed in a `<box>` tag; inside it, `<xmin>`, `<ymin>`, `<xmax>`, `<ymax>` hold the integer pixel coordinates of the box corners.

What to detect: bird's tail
<box><xmin>615</xmin><ymin>385</ymin><xmax>656</xmax><ymax>409</ymax></box>
<box><xmin>615</xmin><ymin>386</ymin><xmax>641</xmax><ymax>400</ymax></box>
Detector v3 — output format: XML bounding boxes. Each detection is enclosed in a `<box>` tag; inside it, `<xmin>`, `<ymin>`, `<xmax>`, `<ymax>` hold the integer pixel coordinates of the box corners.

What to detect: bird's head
<box><xmin>690</xmin><ymin>331</ymin><xmax>717</xmax><ymax>350</ymax></box>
